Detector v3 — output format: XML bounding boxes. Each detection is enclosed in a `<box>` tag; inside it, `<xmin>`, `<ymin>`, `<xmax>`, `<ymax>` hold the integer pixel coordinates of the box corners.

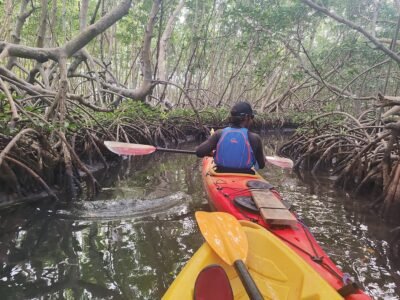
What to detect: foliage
<box><xmin>93</xmin><ymin>101</ymin><xmax>164</xmax><ymax>125</ymax></box>
<box><xmin>2</xmin><ymin>0</ymin><xmax>400</xmax><ymax>200</ymax></box>
<box><xmin>2</xmin><ymin>0</ymin><xmax>400</xmax><ymax>121</ymax></box>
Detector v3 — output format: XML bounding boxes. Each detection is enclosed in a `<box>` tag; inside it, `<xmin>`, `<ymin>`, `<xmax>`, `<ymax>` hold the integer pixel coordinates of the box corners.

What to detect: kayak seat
<box><xmin>234</xmin><ymin>196</ymin><xmax>259</xmax><ymax>213</ymax></box>
<box><xmin>208</xmin><ymin>163</ymin><xmax>261</xmax><ymax>178</ymax></box>
<box><xmin>194</xmin><ymin>264</ymin><xmax>233</xmax><ymax>300</ymax></box>
<box><xmin>246</xmin><ymin>180</ymin><xmax>274</xmax><ymax>190</ymax></box>
<box><xmin>234</xmin><ymin>195</ymin><xmax>292</xmax><ymax>213</ymax></box>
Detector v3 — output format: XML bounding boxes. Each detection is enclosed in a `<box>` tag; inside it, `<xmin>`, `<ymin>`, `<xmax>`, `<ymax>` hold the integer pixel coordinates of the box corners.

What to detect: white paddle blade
<box><xmin>265</xmin><ymin>156</ymin><xmax>294</xmax><ymax>169</ymax></box>
<box><xmin>104</xmin><ymin>141</ymin><xmax>157</xmax><ymax>156</ymax></box>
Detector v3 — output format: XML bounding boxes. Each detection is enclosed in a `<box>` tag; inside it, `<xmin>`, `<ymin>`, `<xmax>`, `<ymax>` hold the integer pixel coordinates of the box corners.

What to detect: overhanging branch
<box><xmin>301</xmin><ymin>0</ymin><xmax>400</xmax><ymax>64</ymax></box>
<box><xmin>0</xmin><ymin>0</ymin><xmax>132</xmax><ymax>62</ymax></box>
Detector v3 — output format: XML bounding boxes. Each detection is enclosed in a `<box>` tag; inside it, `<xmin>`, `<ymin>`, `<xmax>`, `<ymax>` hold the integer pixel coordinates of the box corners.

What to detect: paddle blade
<box><xmin>266</xmin><ymin>156</ymin><xmax>294</xmax><ymax>169</ymax></box>
<box><xmin>194</xmin><ymin>265</ymin><xmax>233</xmax><ymax>300</ymax></box>
<box><xmin>195</xmin><ymin>211</ymin><xmax>248</xmax><ymax>266</ymax></box>
<box><xmin>104</xmin><ymin>141</ymin><xmax>157</xmax><ymax>156</ymax></box>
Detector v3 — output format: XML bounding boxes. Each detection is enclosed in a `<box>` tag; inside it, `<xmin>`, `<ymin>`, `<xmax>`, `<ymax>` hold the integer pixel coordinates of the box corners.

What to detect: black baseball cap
<box><xmin>230</xmin><ymin>101</ymin><xmax>256</xmax><ymax>117</ymax></box>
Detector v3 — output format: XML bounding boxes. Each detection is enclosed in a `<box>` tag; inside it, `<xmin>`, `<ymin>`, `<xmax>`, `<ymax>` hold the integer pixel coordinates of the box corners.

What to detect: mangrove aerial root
<box><xmin>279</xmin><ymin>104</ymin><xmax>400</xmax><ymax>219</ymax></box>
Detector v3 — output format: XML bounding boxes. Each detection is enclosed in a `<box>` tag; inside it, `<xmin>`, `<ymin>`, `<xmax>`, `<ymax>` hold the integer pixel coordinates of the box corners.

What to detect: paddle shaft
<box><xmin>156</xmin><ymin>146</ymin><xmax>292</xmax><ymax>169</ymax></box>
<box><xmin>234</xmin><ymin>260</ymin><xmax>263</xmax><ymax>300</ymax></box>
<box><xmin>104</xmin><ymin>141</ymin><xmax>293</xmax><ymax>168</ymax></box>
<box><xmin>156</xmin><ymin>147</ymin><xmax>196</xmax><ymax>154</ymax></box>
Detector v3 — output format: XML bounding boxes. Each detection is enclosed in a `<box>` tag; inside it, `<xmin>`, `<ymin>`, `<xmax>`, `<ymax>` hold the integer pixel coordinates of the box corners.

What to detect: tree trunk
<box><xmin>6</xmin><ymin>0</ymin><xmax>32</xmax><ymax>69</ymax></box>
<box><xmin>80</xmin><ymin>0</ymin><xmax>90</xmax><ymax>30</ymax></box>
<box><xmin>157</xmin><ymin>0</ymin><xmax>185</xmax><ymax>82</ymax></box>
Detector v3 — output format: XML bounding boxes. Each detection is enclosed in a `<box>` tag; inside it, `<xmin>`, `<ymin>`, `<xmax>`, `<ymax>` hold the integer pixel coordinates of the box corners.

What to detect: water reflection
<box><xmin>0</xmin><ymin>154</ymin><xmax>205</xmax><ymax>299</ymax></box>
<box><xmin>0</xmin><ymin>135</ymin><xmax>399</xmax><ymax>299</ymax></box>
<box><xmin>277</xmin><ymin>172</ymin><xmax>400</xmax><ymax>298</ymax></box>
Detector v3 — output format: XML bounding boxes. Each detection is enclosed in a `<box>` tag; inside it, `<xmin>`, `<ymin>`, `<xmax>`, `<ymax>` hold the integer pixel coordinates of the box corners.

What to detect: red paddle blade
<box><xmin>104</xmin><ymin>141</ymin><xmax>157</xmax><ymax>156</ymax></box>
<box><xmin>194</xmin><ymin>265</ymin><xmax>233</xmax><ymax>300</ymax></box>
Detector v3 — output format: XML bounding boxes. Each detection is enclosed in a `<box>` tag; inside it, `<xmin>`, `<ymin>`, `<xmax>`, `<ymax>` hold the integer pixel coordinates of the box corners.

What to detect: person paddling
<box><xmin>196</xmin><ymin>101</ymin><xmax>265</xmax><ymax>174</ymax></box>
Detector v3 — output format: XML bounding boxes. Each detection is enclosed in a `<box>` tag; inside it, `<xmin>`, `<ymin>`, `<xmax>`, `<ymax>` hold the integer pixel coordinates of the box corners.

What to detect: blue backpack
<box><xmin>214</xmin><ymin>127</ymin><xmax>255</xmax><ymax>169</ymax></box>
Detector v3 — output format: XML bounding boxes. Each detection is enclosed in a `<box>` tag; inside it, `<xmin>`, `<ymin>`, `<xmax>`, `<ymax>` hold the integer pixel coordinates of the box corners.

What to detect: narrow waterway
<box><xmin>0</xmin><ymin>134</ymin><xmax>399</xmax><ymax>299</ymax></box>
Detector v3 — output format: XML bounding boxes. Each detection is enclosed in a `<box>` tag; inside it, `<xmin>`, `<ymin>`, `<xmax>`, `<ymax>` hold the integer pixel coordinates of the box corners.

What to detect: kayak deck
<box><xmin>201</xmin><ymin>157</ymin><xmax>370</xmax><ymax>300</ymax></box>
<box><xmin>163</xmin><ymin>220</ymin><xmax>343</xmax><ymax>300</ymax></box>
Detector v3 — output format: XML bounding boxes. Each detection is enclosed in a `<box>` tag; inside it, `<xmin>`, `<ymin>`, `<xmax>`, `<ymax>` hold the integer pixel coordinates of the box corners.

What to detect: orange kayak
<box><xmin>202</xmin><ymin>157</ymin><xmax>371</xmax><ymax>300</ymax></box>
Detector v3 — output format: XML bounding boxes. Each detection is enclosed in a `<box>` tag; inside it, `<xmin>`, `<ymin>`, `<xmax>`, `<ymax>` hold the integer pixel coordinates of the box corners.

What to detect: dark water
<box><xmin>0</xmin><ymin>135</ymin><xmax>399</xmax><ymax>299</ymax></box>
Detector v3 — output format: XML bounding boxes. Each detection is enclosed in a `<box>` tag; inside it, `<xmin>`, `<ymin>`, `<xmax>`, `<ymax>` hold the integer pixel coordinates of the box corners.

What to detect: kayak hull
<box><xmin>163</xmin><ymin>220</ymin><xmax>343</xmax><ymax>300</ymax></box>
<box><xmin>201</xmin><ymin>157</ymin><xmax>370</xmax><ymax>300</ymax></box>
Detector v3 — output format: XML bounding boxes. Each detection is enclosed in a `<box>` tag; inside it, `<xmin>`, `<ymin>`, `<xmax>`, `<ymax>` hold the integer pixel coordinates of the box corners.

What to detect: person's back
<box><xmin>214</xmin><ymin>126</ymin><xmax>255</xmax><ymax>170</ymax></box>
<box><xmin>196</xmin><ymin>102</ymin><xmax>265</xmax><ymax>173</ymax></box>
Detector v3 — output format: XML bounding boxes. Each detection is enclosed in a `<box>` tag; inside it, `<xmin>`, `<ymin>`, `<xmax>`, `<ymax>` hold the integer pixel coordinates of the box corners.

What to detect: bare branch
<box><xmin>0</xmin><ymin>77</ymin><xmax>19</xmax><ymax>122</ymax></box>
<box><xmin>157</xmin><ymin>0</ymin><xmax>185</xmax><ymax>82</ymax></box>
<box><xmin>301</xmin><ymin>0</ymin><xmax>400</xmax><ymax>64</ymax></box>
<box><xmin>0</xmin><ymin>0</ymin><xmax>132</xmax><ymax>62</ymax></box>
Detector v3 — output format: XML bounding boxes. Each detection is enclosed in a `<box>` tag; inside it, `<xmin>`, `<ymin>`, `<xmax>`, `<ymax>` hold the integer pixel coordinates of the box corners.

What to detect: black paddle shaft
<box><xmin>234</xmin><ymin>260</ymin><xmax>264</xmax><ymax>300</ymax></box>
<box><xmin>156</xmin><ymin>147</ymin><xmax>196</xmax><ymax>155</ymax></box>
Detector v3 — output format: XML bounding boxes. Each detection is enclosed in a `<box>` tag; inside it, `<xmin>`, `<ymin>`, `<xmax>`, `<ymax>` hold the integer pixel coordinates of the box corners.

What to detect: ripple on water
<box><xmin>277</xmin><ymin>173</ymin><xmax>400</xmax><ymax>299</ymax></box>
<box><xmin>58</xmin><ymin>191</ymin><xmax>192</xmax><ymax>221</ymax></box>
<box><xmin>1</xmin><ymin>139</ymin><xmax>400</xmax><ymax>299</ymax></box>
